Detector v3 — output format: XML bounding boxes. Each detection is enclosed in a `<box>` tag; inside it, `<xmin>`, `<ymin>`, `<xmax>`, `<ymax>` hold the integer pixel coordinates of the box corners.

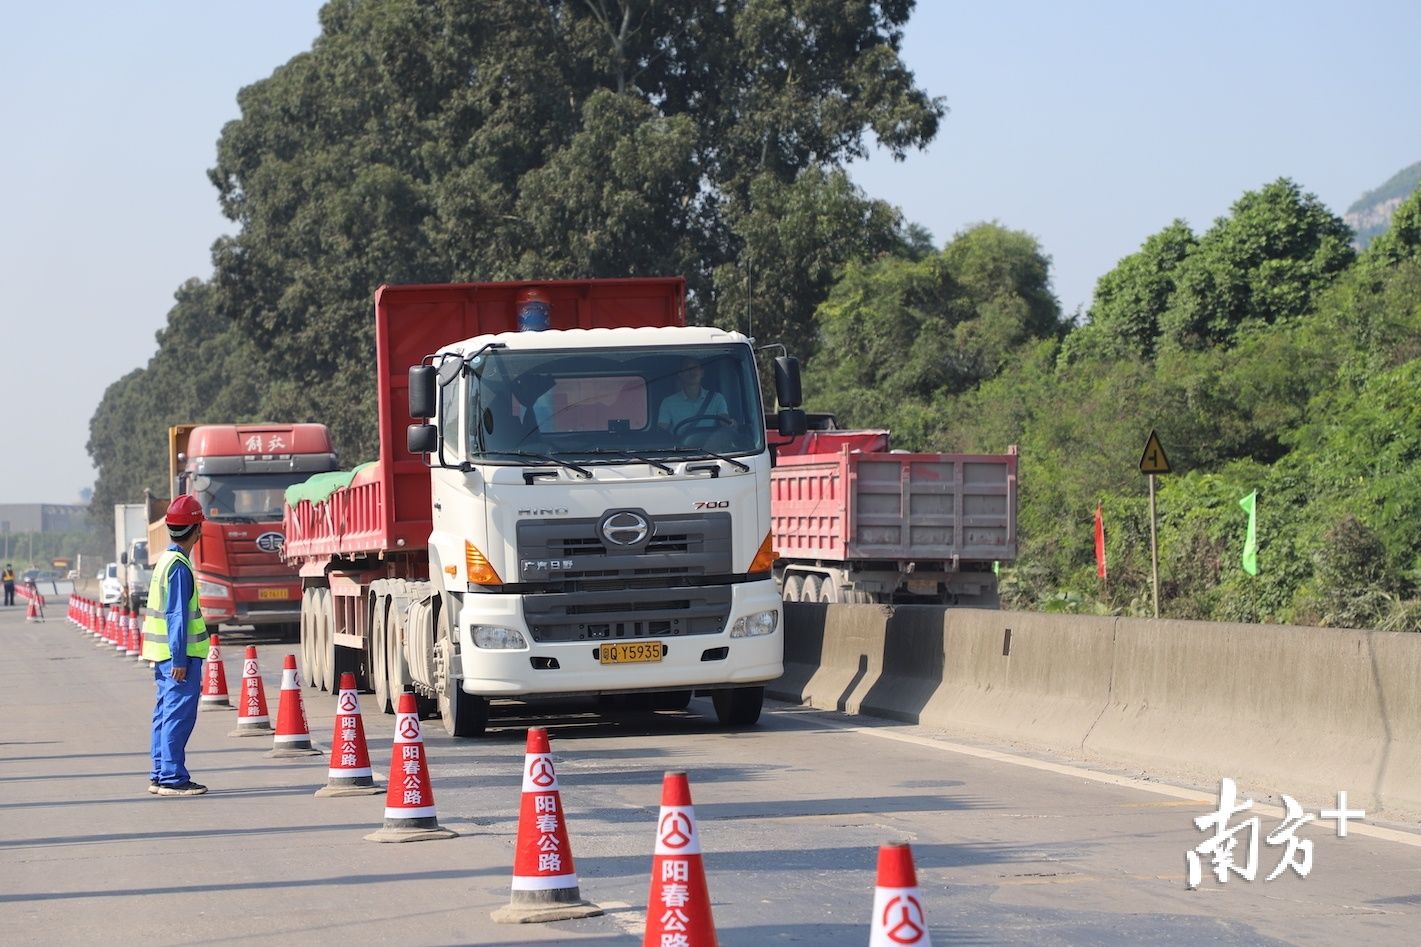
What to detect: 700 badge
<box><xmin>694</xmin><ymin>500</ymin><xmax>729</xmax><ymax>509</ymax></box>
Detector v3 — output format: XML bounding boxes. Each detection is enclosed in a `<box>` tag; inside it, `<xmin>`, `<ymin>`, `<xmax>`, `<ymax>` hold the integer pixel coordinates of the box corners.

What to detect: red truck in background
<box><xmin>768</xmin><ymin>413</ymin><xmax>1017</xmax><ymax>606</ymax></box>
<box><xmin>146</xmin><ymin>423</ymin><xmax>338</xmax><ymax>635</ymax></box>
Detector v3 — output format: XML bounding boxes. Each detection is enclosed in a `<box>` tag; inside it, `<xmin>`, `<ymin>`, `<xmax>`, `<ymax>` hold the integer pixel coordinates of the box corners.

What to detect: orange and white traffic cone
<box><xmin>229</xmin><ymin>646</ymin><xmax>274</xmax><ymax>737</ymax></box>
<box><xmin>315</xmin><ymin>672</ymin><xmax>381</xmax><ymax>797</ymax></box>
<box><xmin>869</xmin><ymin>843</ymin><xmax>932</xmax><ymax>947</ymax></box>
<box><xmin>643</xmin><ymin>771</ymin><xmax>717</xmax><ymax>947</ymax></box>
<box><xmin>199</xmin><ymin>634</ymin><xmax>231</xmax><ymax>709</ymax></box>
<box><xmin>129</xmin><ymin>610</ymin><xmax>145</xmax><ymax>663</ymax></box>
<box><xmin>268</xmin><ymin>655</ymin><xmax>321</xmax><ymax>757</ymax></box>
<box><xmin>114</xmin><ymin>606</ymin><xmax>130</xmax><ymax>652</ymax></box>
<box><xmin>491</xmin><ymin>727</ymin><xmax>602</xmax><ymax>923</ymax></box>
<box><xmin>25</xmin><ymin>597</ymin><xmax>39</xmax><ymax>622</ymax></box>
<box><xmin>364</xmin><ymin>690</ymin><xmax>456</xmax><ymax>843</ymax></box>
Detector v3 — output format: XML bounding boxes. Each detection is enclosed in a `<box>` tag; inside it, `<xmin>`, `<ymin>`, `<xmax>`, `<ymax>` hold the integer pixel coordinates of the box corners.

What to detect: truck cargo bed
<box><xmin>771</xmin><ymin>448</ymin><xmax>1017</xmax><ymax>564</ymax></box>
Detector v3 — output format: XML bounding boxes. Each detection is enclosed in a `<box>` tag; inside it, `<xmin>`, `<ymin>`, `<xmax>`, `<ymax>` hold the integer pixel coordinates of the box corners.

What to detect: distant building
<box><xmin>0</xmin><ymin>503</ymin><xmax>89</xmax><ymax>534</ymax></box>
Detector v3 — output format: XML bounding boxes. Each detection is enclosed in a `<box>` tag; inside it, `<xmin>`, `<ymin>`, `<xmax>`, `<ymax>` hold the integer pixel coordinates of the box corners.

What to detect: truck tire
<box><xmin>386</xmin><ymin>597</ymin><xmax>412</xmax><ymax>713</ymax></box>
<box><xmin>819</xmin><ymin>576</ymin><xmax>841</xmax><ymax>603</ymax></box>
<box><xmin>712</xmin><ymin>686</ymin><xmax>764</xmax><ymax>727</ymax></box>
<box><xmin>370</xmin><ymin>593</ymin><xmax>392</xmax><ymax>715</ymax></box>
<box><xmin>802</xmin><ymin>575</ymin><xmax>822</xmax><ymax>603</ymax></box>
<box><xmin>310</xmin><ymin>588</ymin><xmax>331</xmax><ymax>692</ymax></box>
<box><xmin>299</xmin><ymin>589</ymin><xmax>318</xmax><ymax>689</ymax></box>
<box><xmin>435</xmin><ymin>604</ymin><xmax>487</xmax><ymax>737</ymax></box>
<box><xmin>781</xmin><ymin>574</ymin><xmax>803</xmax><ymax>602</ymax></box>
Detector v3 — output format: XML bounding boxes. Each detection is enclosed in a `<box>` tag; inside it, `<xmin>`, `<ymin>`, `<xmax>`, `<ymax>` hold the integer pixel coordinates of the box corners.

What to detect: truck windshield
<box><xmin>131</xmin><ymin>541</ymin><xmax>149</xmax><ymax>567</ymax></box>
<box><xmin>195</xmin><ymin>473</ymin><xmax>313</xmax><ymax>521</ymax></box>
<box><xmin>463</xmin><ymin>344</ymin><xmax>765</xmax><ymax>462</ymax></box>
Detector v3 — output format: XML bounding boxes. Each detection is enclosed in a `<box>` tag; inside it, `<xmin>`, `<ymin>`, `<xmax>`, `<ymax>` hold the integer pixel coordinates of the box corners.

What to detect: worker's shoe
<box><xmin>148</xmin><ymin>780</ymin><xmax>159</xmax><ymax>795</ymax></box>
<box><xmin>156</xmin><ymin>781</ymin><xmax>208</xmax><ymax>797</ymax></box>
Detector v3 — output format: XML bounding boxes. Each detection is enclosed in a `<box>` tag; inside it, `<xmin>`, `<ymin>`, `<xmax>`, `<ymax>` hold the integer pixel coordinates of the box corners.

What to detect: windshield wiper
<box><xmin>651</xmin><ymin>447</ymin><xmax>751</xmax><ymax>473</ymax></box>
<box><xmin>561</xmin><ymin>448</ymin><xmax>674</xmax><ymax>475</ymax></box>
<box><xmin>478</xmin><ymin>450</ymin><xmax>593</xmax><ymax>480</ymax></box>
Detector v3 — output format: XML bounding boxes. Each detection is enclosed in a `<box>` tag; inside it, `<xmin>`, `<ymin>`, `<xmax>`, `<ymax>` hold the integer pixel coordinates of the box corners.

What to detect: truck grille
<box><xmin>516</xmin><ymin>513</ymin><xmax>731</xmax><ymax>588</ymax></box>
<box><xmin>523</xmin><ymin>586</ymin><xmax>733</xmax><ymax>643</ymax></box>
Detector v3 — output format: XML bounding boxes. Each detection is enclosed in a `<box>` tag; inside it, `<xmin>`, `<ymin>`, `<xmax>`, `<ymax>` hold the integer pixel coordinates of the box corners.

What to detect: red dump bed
<box><xmin>771</xmin><ymin>447</ymin><xmax>1018</xmax><ymax>564</ymax></box>
<box><xmin>284</xmin><ymin>278</ymin><xmax>686</xmax><ymax>561</ymax></box>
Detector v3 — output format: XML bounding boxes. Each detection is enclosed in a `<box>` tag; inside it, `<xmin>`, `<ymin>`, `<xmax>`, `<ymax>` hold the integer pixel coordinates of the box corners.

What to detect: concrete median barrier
<box><xmin>774</xmin><ymin>605</ymin><xmax>1421</xmax><ymax>820</ymax></box>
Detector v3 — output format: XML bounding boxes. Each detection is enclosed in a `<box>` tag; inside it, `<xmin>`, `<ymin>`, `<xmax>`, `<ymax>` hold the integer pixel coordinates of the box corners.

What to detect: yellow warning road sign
<box><xmin>1139</xmin><ymin>429</ymin><xmax>1171</xmax><ymax>475</ymax></box>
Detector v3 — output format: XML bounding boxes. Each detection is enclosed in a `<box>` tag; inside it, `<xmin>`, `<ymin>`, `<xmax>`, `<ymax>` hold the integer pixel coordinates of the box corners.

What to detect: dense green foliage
<box><xmin>90</xmin><ymin>0</ymin><xmax>941</xmax><ymax>507</ymax></box>
<box><xmin>812</xmin><ymin>182</ymin><xmax>1421</xmax><ymax>631</ymax></box>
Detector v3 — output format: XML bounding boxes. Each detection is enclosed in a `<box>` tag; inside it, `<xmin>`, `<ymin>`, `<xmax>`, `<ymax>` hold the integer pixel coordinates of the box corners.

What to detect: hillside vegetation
<box><xmin>88</xmin><ymin>0</ymin><xmax>1421</xmax><ymax>630</ymax></box>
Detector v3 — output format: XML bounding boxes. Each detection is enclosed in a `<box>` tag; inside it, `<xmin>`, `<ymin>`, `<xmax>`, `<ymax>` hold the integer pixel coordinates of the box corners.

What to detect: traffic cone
<box><xmin>267</xmin><ymin>655</ymin><xmax>321</xmax><ymax>757</ymax></box>
<box><xmin>130</xmin><ymin>610</ymin><xmax>147</xmax><ymax>664</ymax></box>
<box><xmin>364</xmin><ymin>690</ymin><xmax>456</xmax><ymax>843</ymax></box>
<box><xmin>199</xmin><ymin>634</ymin><xmax>231</xmax><ymax>709</ymax></box>
<box><xmin>124</xmin><ymin>609</ymin><xmax>139</xmax><ymax>658</ymax></box>
<box><xmin>643</xmin><ymin>772</ymin><xmax>716</xmax><ymax>947</ymax></box>
<box><xmin>114</xmin><ymin>606</ymin><xmax>130</xmax><ymax>652</ymax></box>
<box><xmin>315</xmin><ymin>672</ymin><xmax>381</xmax><ymax>797</ymax></box>
<box><xmin>25</xmin><ymin>597</ymin><xmax>39</xmax><ymax>622</ymax></box>
<box><xmin>229</xmin><ymin>646</ymin><xmax>274</xmax><ymax>737</ymax></box>
<box><xmin>869</xmin><ymin>843</ymin><xmax>932</xmax><ymax>947</ymax></box>
<box><xmin>491</xmin><ymin>727</ymin><xmax>602</xmax><ymax>923</ymax></box>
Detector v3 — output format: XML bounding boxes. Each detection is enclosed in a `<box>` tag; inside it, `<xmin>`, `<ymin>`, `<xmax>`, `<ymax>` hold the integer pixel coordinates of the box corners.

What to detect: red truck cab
<box><xmin>149</xmin><ymin>424</ymin><xmax>338</xmax><ymax>632</ymax></box>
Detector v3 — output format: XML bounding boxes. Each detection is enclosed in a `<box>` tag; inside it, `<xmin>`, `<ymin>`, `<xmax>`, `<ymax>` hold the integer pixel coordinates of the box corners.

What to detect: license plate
<box><xmin>599</xmin><ymin>642</ymin><xmax>664</xmax><ymax>665</ymax></box>
<box><xmin>258</xmin><ymin>588</ymin><xmax>290</xmax><ymax>600</ymax></box>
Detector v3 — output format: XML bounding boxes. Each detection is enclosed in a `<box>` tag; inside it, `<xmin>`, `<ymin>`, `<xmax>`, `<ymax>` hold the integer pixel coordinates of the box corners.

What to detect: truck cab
<box><xmin>411</xmin><ymin>326</ymin><xmax>791</xmax><ymax>723</ymax></box>
<box><xmin>152</xmin><ymin>424</ymin><xmax>338</xmax><ymax>632</ymax></box>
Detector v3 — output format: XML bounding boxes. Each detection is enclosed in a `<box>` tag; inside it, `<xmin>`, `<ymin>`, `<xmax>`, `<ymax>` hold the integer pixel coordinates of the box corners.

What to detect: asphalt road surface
<box><xmin>3</xmin><ymin>601</ymin><xmax>1419</xmax><ymax>946</ymax></box>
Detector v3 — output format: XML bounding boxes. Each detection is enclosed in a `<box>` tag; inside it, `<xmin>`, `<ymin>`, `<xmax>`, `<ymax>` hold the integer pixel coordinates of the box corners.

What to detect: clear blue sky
<box><xmin>2</xmin><ymin>1</ymin><xmax>1418</xmax><ymax>505</ymax></box>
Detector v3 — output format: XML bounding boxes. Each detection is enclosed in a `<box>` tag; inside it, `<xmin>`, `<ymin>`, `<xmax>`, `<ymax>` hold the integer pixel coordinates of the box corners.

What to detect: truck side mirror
<box><xmin>774</xmin><ymin>356</ymin><xmax>802</xmax><ymax>408</ymax></box>
<box><xmin>120</xmin><ymin>552</ymin><xmax>129</xmax><ymax>566</ymax></box>
<box><xmin>407</xmin><ymin>423</ymin><xmax>438</xmax><ymax>454</ymax></box>
<box><xmin>409</xmin><ymin>365</ymin><xmax>437</xmax><ymax>419</ymax></box>
<box><xmin>777</xmin><ymin>408</ymin><xmax>807</xmax><ymax>437</ymax></box>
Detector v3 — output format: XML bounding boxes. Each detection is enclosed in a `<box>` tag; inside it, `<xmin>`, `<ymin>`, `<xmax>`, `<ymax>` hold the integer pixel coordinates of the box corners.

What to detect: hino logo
<box><xmin>255</xmin><ymin>531</ymin><xmax>285</xmax><ymax>553</ymax></box>
<box><xmin>518</xmin><ymin>508</ymin><xmax>569</xmax><ymax>517</ymax></box>
<box><xmin>600</xmin><ymin>510</ymin><xmax>650</xmax><ymax>547</ymax></box>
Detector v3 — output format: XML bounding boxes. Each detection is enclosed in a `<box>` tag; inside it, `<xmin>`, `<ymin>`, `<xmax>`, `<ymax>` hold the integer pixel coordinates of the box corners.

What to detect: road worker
<box><xmin>143</xmin><ymin>495</ymin><xmax>211</xmax><ymax>796</ymax></box>
<box><xmin>2</xmin><ymin>563</ymin><xmax>14</xmax><ymax>606</ymax></box>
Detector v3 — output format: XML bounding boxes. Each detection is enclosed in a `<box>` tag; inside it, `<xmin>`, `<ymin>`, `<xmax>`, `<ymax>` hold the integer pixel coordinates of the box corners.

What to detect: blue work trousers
<box><xmin>150</xmin><ymin>656</ymin><xmax>202</xmax><ymax>785</ymax></box>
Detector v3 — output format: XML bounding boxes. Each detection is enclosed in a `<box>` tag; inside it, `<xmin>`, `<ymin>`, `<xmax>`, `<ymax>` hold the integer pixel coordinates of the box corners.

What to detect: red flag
<box><xmin>1094</xmin><ymin>504</ymin><xmax>1107</xmax><ymax>579</ymax></box>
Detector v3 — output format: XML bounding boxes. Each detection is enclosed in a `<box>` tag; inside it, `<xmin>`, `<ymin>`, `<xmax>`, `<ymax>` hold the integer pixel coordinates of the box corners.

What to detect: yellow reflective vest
<box><xmin>141</xmin><ymin>548</ymin><xmax>209</xmax><ymax>662</ymax></box>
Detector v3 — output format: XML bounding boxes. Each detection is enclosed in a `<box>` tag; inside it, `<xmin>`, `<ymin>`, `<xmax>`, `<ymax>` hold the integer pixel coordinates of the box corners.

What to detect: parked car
<box><xmin>99</xmin><ymin>563</ymin><xmax>124</xmax><ymax>605</ymax></box>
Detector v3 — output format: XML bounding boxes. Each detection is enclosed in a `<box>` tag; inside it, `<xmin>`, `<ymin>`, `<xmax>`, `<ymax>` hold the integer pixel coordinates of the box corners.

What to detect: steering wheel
<box><xmin>672</xmin><ymin>414</ymin><xmax>734</xmax><ymax>436</ymax></box>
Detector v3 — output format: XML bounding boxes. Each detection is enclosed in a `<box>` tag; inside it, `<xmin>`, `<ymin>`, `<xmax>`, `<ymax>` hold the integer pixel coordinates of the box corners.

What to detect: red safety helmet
<box><xmin>165</xmin><ymin>495</ymin><xmax>205</xmax><ymax>527</ymax></box>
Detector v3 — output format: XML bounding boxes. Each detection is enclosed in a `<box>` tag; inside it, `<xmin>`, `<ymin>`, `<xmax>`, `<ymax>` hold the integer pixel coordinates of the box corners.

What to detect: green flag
<box><xmin>1239</xmin><ymin>490</ymin><xmax>1259</xmax><ymax>575</ymax></box>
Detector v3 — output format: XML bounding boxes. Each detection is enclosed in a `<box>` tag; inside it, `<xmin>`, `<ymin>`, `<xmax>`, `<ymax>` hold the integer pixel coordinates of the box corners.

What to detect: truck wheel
<box><xmin>299</xmin><ymin>589</ymin><xmax>316</xmax><ymax>688</ymax></box>
<box><xmin>781</xmin><ymin>574</ymin><xmax>803</xmax><ymax>602</ymax></box>
<box><xmin>386</xmin><ymin>603</ymin><xmax>409</xmax><ymax>714</ymax></box>
<box><xmin>819</xmin><ymin>577</ymin><xmax>841</xmax><ymax>604</ymax></box>
<box><xmin>370</xmin><ymin>595</ymin><xmax>391</xmax><ymax>714</ymax></box>
<box><xmin>435</xmin><ymin>607</ymin><xmax>487</xmax><ymax>737</ymax></box>
<box><xmin>802</xmin><ymin>575</ymin><xmax>822</xmax><ymax>602</ymax></box>
<box><xmin>712</xmin><ymin>686</ymin><xmax>764</xmax><ymax>727</ymax></box>
<box><xmin>309</xmin><ymin>589</ymin><xmax>329</xmax><ymax>691</ymax></box>
<box><xmin>319</xmin><ymin>589</ymin><xmax>337</xmax><ymax>693</ymax></box>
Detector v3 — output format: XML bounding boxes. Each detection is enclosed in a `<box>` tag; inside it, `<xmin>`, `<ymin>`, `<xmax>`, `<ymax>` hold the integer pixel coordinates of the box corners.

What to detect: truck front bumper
<box><xmin>455</xmin><ymin>580</ymin><xmax>784</xmax><ymax>697</ymax></box>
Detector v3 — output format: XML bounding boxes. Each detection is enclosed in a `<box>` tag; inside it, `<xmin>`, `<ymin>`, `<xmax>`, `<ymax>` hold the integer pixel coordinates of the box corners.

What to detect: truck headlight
<box><xmin>197</xmin><ymin>580</ymin><xmax>232</xmax><ymax>600</ymax></box>
<box><xmin>472</xmin><ymin>625</ymin><xmax>528</xmax><ymax>649</ymax></box>
<box><xmin>729</xmin><ymin>609</ymin><xmax>778</xmax><ymax>638</ymax></box>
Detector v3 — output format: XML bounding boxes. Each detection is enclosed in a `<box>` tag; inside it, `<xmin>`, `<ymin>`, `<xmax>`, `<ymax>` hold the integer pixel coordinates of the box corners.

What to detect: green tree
<box><xmin>804</xmin><ymin>222</ymin><xmax>1063</xmax><ymax>446</ymax></box>
<box><xmin>1063</xmin><ymin>219</ymin><xmax>1195</xmax><ymax>363</ymax></box>
<box><xmin>201</xmin><ymin>0</ymin><xmax>943</xmax><ymax>463</ymax></box>
<box><xmin>1159</xmin><ymin>178</ymin><xmax>1354</xmax><ymax>351</ymax></box>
